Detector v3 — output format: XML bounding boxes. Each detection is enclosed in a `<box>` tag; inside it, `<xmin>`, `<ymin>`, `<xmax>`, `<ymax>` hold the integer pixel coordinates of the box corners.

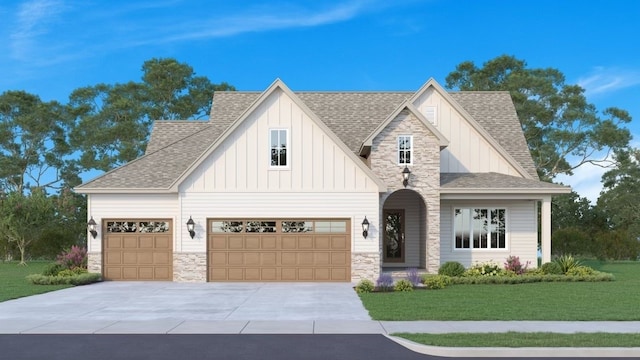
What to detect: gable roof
<box><xmin>441</xmin><ymin>172</ymin><xmax>569</xmax><ymax>194</ymax></box>
<box><xmin>75</xmin><ymin>79</ymin><xmax>542</xmax><ymax>193</ymax></box>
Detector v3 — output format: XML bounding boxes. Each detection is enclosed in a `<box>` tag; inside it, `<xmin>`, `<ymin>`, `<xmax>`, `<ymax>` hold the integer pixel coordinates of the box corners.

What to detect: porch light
<box><xmin>361</xmin><ymin>216</ymin><xmax>370</xmax><ymax>239</ymax></box>
<box><xmin>87</xmin><ymin>217</ymin><xmax>98</xmax><ymax>239</ymax></box>
<box><xmin>402</xmin><ymin>166</ymin><xmax>411</xmax><ymax>187</ymax></box>
<box><xmin>186</xmin><ymin>216</ymin><xmax>196</xmax><ymax>239</ymax></box>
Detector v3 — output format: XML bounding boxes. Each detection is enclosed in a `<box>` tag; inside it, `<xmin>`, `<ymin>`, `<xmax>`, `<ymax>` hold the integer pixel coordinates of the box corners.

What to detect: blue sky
<box><xmin>1</xmin><ymin>0</ymin><xmax>639</xmax><ymax>202</ymax></box>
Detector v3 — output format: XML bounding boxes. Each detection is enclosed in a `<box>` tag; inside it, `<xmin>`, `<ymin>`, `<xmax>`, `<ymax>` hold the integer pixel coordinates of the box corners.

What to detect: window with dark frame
<box><xmin>398</xmin><ymin>135</ymin><xmax>412</xmax><ymax>165</ymax></box>
<box><xmin>270</xmin><ymin>129</ymin><xmax>288</xmax><ymax>167</ymax></box>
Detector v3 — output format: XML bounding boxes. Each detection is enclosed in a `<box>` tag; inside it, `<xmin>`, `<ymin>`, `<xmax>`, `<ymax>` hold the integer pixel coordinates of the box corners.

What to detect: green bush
<box><xmin>464</xmin><ymin>261</ymin><xmax>503</xmax><ymax>277</ymax></box>
<box><xmin>57</xmin><ymin>268</ymin><xmax>88</xmax><ymax>277</ymax></box>
<box><xmin>552</xmin><ymin>227</ymin><xmax>593</xmax><ymax>257</ymax></box>
<box><xmin>448</xmin><ymin>273</ymin><xmax>614</xmax><ymax>285</ymax></box>
<box><xmin>594</xmin><ymin>230</ymin><xmax>640</xmax><ymax>260</ymax></box>
<box><xmin>355</xmin><ymin>279</ymin><xmax>375</xmax><ymax>293</ymax></box>
<box><xmin>438</xmin><ymin>261</ymin><xmax>466</xmax><ymax>277</ymax></box>
<box><xmin>422</xmin><ymin>275</ymin><xmax>451</xmax><ymax>289</ymax></box>
<box><xmin>42</xmin><ymin>263</ymin><xmax>65</xmax><ymax>276</ymax></box>
<box><xmin>394</xmin><ymin>279</ymin><xmax>414</xmax><ymax>292</ymax></box>
<box><xmin>540</xmin><ymin>262</ymin><xmax>563</xmax><ymax>275</ymax></box>
<box><xmin>26</xmin><ymin>273</ymin><xmax>102</xmax><ymax>286</ymax></box>
<box><xmin>566</xmin><ymin>265</ymin><xmax>597</xmax><ymax>276</ymax></box>
<box><xmin>554</xmin><ymin>255</ymin><xmax>582</xmax><ymax>274</ymax></box>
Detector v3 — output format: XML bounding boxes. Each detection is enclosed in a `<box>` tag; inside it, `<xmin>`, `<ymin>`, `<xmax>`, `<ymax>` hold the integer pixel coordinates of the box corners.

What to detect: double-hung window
<box><xmin>270</xmin><ymin>129</ymin><xmax>288</xmax><ymax>168</ymax></box>
<box><xmin>454</xmin><ymin>208</ymin><xmax>506</xmax><ymax>249</ymax></box>
<box><xmin>398</xmin><ymin>135</ymin><xmax>412</xmax><ymax>165</ymax></box>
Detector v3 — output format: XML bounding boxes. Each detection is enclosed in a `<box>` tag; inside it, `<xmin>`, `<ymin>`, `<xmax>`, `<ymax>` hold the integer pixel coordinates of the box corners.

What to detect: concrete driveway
<box><xmin>0</xmin><ymin>282</ymin><xmax>371</xmax><ymax>322</ymax></box>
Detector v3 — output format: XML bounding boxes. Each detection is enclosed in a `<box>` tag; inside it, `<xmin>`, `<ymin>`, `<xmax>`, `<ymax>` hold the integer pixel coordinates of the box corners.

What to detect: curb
<box><xmin>385</xmin><ymin>335</ymin><xmax>640</xmax><ymax>358</ymax></box>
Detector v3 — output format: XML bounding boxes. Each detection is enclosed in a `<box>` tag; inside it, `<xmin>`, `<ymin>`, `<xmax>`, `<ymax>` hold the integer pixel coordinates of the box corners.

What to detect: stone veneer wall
<box><xmin>351</xmin><ymin>252</ymin><xmax>380</xmax><ymax>281</ymax></box>
<box><xmin>370</xmin><ymin>109</ymin><xmax>441</xmax><ymax>273</ymax></box>
<box><xmin>87</xmin><ymin>252</ymin><xmax>101</xmax><ymax>274</ymax></box>
<box><xmin>173</xmin><ymin>253</ymin><xmax>207</xmax><ymax>282</ymax></box>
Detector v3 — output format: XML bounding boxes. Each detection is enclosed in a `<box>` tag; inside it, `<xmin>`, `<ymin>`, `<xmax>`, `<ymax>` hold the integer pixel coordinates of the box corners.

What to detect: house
<box><xmin>74</xmin><ymin>78</ymin><xmax>570</xmax><ymax>282</ymax></box>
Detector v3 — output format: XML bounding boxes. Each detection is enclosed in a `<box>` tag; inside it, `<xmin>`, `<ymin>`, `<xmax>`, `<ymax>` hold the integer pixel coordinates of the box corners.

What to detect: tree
<box><xmin>446</xmin><ymin>55</ymin><xmax>632</xmax><ymax>180</ymax></box>
<box><xmin>0</xmin><ymin>91</ymin><xmax>77</xmax><ymax>194</ymax></box>
<box><xmin>69</xmin><ymin>58</ymin><xmax>235</xmax><ymax>172</ymax></box>
<box><xmin>0</xmin><ymin>188</ymin><xmax>57</xmax><ymax>265</ymax></box>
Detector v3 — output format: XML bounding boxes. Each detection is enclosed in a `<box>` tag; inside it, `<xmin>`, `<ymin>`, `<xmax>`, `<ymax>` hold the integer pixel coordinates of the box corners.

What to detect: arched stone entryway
<box><xmin>381</xmin><ymin>189</ymin><xmax>427</xmax><ymax>269</ymax></box>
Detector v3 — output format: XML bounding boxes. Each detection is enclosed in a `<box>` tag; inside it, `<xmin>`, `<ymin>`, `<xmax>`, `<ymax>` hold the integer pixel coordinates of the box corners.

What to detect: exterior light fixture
<box><xmin>361</xmin><ymin>216</ymin><xmax>370</xmax><ymax>239</ymax></box>
<box><xmin>87</xmin><ymin>217</ymin><xmax>98</xmax><ymax>239</ymax></box>
<box><xmin>402</xmin><ymin>166</ymin><xmax>411</xmax><ymax>187</ymax></box>
<box><xmin>186</xmin><ymin>216</ymin><xmax>196</xmax><ymax>239</ymax></box>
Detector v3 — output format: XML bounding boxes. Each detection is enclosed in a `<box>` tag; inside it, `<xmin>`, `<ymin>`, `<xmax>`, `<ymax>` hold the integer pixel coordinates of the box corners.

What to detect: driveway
<box><xmin>0</xmin><ymin>282</ymin><xmax>371</xmax><ymax>322</ymax></box>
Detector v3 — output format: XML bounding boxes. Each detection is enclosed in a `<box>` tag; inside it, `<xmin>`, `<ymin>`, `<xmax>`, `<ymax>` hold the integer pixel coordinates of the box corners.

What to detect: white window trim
<box><xmin>397</xmin><ymin>135</ymin><xmax>413</xmax><ymax>165</ymax></box>
<box><xmin>452</xmin><ymin>207</ymin><xmax>509</xmax><ymax>251</ymax></box>
<box><xmin>269</xmin><ymin>128</ymin><xmax>290</xmax><ymax>170</ymax></box>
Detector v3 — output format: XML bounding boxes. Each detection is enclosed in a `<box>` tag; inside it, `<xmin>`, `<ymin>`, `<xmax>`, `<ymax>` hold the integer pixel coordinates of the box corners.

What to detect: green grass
<box><xmin>0</xmin><ymin>261</ymin><xmax>71</xmax><ymax>302</ymax></box>
<box><xmin>360</xmin><ymin>261</ymin><xmax>640</xmax><ymax>320</ymax></box>
<box><xmin>394</xmin><ymin>332</ymin><xmax>640</xmax><ymax>347</ymax></box>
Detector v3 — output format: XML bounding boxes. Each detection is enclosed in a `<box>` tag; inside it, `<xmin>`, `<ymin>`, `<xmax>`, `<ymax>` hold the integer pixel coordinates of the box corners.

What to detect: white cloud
<box><xmin>555</xmin><ymin>162</ymin><xmax>608</xmax><ymax>204</ymax></box>
<box><xmin>10</xmin><ymin>0</ymin><xmax>67</xmax><ymax>60</ymax></box>
<box><xmin>578</xmin><ymin>66</ymin><xmax>640</xmax><ymax>96</ymax></box>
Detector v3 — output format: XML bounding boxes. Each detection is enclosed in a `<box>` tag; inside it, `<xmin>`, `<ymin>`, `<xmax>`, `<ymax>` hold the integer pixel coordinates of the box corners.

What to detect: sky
<box><xmin>0</xmin><ymin>0</ymin><xmax>639</xmax><ymax>202</ymax></box>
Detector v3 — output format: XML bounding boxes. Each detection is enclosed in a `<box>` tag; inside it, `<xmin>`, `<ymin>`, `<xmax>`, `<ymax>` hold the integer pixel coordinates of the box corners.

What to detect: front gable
<box><xmin>411</xmin><ymin>79</ymin><xmax>532</xmax><ymax>179</ymax></box>
<box><xmin>178</xmin><ymin>80</ymin><xmax>386</xmax><ymax>193</ymax></box>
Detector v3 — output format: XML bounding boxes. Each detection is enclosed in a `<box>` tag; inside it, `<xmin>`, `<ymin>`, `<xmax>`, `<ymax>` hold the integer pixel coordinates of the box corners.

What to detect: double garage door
<box><xmin>102</xmin><ymin>218</ymin><xmax>351</xmax><ymax>282</ymax></box>
<box><xmin>208</xmin><ymin>219</ymin><xmax>351</xmax><ymax>282</ymax></box>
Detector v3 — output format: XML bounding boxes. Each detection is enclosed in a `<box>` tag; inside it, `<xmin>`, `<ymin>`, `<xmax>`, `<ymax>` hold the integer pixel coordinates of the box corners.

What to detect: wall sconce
<box><xmin>186</xmin><ymin>216</ymin><xmax>196</xmax><ymax>239</ymax></box>
<box><xmin>361</xmin><ymin>216</ymin><xmax>369</xmax><ymax>239</ymax></box>
<box><xmin>87</xmin><ymin>217</ymin><xmax>97</xmax><ymax>239</ymax></box>
<box><xmin>402</xmin><ymin>166</ymin><xmax>411</xmax><ymax>187</ymax></box>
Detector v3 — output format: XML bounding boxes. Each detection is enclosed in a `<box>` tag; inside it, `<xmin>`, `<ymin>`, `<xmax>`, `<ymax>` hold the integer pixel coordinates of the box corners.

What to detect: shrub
<box><xmin>554</xmin><ymin>255</ymin><xmax>582</xmax><ymax>274</ymax></box>
<box><xmin>540</xmin><ymin>262</ymin><xmax>563</xmax><ymax>275</ymax></box>
<box><xmin>422</xmin><ymin>275</ymin><xmax>451</xmax><ymax>289</ymax></box>
<box><xmin>42</xmin><ymin>263</ymin><xmax>65</xmax><ymax>276</ymax></box>
<box><xmin>464</xmin><ymin>261</ymin><xmax>503</xmax><ymax>277</ymax></box>
<box><xmin>594</xmin><ymin>230</ymin><xmax>640</xmax><ymax>260</ymax></box>
<box><xmin>504</xmin><ymin>256</ymin><xmax>530</xmax><ymax>275</ymax></box>
<box><xmin>57</xmin><ymin>268</ymin><xmax>88</xmax><ymax>277</ymax></box>
<box><xmin>394</xmin><ymin>279</ymin><xmax>414</xmax><ymax>292</ymax></box>
<box><xmin>355</xmin><ymin>279</ymin><xmax>375</xmax><ymax>293</ymax></box>
<box><xmin>552</xmin><ymin>227</ymin><xmax>593</xmax><ymax>257</ymax></box>
<box><xmin>438</xmin><ymin>261</ymin><xmax>466</xmax><ymax>277</ymax></box>
<box><xmin>26</xmin><ymin>273</ymin><xmax>102</xmax><ymax>286</ymax></box>
<box><xmin>56</xmin><ymin>245</ymin><xmax>87</xmax><ymax>270</ymax></box>
<box><xmin>406</xmin><ymin>268</ymin><xmax>421</xmax><ymax>286</ymax></box>
<box><xmin>566</xmin><ymin>265</ymin><xmax>597</xmax><ymax>276</ymax></box>
<box><xmin>376</xmin><ymin>273</ymin><xmax>394</xmax><ymax>292</ymax></box>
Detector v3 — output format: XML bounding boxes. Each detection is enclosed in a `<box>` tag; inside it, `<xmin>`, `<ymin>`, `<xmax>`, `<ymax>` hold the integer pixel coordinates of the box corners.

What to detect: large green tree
<box><xmin>0</xmin><ymin>91</ymin><xmax>77</xmax><ymax>194</ymax></box>
<box><xmin>69</xmin><ymin>58</ymin><xmax>235</xmax><ymax>172</ymax></box>
<box><xmin>446</xmin><ymin>55</ymin><xmax>632</xmax><ymax>180</ymax></box>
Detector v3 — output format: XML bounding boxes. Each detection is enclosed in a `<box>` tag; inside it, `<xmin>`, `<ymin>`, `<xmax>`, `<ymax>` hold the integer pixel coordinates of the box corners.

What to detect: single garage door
<box><xmin>103</xmin><ymin>219</ymin><xmax>173</xmax><ymax>281</ymax></box>
<box><xmin>208</xmin><ymin>219</ymin><xmax>351</xmax><ymax>282</ymax></box>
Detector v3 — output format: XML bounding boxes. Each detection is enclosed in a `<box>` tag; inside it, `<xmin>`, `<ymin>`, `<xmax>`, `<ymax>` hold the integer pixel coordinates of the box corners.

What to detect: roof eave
<box><xmin>73</xmin><ymin>187</ymin><xmax>176</xmax><ymax>194</ymax></box>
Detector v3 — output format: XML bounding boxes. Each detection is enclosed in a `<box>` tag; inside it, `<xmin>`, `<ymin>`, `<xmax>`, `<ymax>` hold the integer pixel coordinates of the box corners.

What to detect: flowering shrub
<box><xmin>406</xmin><ymin>268</ymin><xmax>421</xmax><ymax>286</ymax></box>
<box><xmin>464</xmin><ymin>261</ymin><xmax>503</xmax><ymax>277</ymax></box>
<box><xmin>376</xmin><ymin>273</ymin><xmax>394</xmax><ymax>292</ymax></box>
<box><xmin>56</xmin><ymin>245</ymin><xmax>88</xmax><ymax>270</ymax></box>
<box><xmin>504</xmin><ymin>256</ymin><xmax>530</xmax><ymax>275</ymax></box>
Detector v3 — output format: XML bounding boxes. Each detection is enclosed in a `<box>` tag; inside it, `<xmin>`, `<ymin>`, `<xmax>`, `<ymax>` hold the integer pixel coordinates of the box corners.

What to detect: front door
<box><xmin>383</xmin><ymin>209</ymin><xmax>405</xmax><ymax>263</ymax></box>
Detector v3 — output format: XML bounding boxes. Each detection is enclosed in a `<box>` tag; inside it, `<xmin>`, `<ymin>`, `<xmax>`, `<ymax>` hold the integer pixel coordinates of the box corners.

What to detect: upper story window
<box><xmin>398</xmin><ymin>135</ymin><xmax>412</xmax><ymax>165</ymax></box>
<box><xmin>270</xmin><ymin>129</ymin><xmax>288</xmax><ymax>167</ymax></box>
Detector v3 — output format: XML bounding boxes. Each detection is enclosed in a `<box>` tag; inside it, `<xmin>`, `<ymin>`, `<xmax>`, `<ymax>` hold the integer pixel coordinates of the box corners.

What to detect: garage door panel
<box><xmin>103</xmin><ymin>219</ymin><xmax>173</xmax><ymax>281</ymax></box>
<box><xmin>208</xmin><ymin>219</ymin><xmax>350</xmax><ymax>282</ymax></box>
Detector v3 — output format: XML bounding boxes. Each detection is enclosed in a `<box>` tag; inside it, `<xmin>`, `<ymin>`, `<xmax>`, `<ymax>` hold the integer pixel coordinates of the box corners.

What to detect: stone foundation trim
<box><xmin>351</xmin><ymin>252</ymin><xmax>380</xmax><ymax>282</ymax></box>
<box><xmin>173</xmin><ymin>252</ymin><xmax>207</xmax><ymax>282</ymax></box>
<box><xmin>87</xmin><ymin>252</ymin><xmax>101</xmax><ymax>274</ymax></box>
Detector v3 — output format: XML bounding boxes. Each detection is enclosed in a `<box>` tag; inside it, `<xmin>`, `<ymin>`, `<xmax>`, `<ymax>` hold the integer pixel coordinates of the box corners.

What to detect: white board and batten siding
<box><xmin>179</xmin><ymin>88</ymin><xmax>379</xmax><ymax>193</ymax></box>
<box><xmin>439</xmin><ymin>200</ymin><xmax>538</xmax><ymax>268</ymax></box>
<box><xmin>177</xmin><ymin>88</ymin><xmax>382</xmax><ymax>255</ymax></box>
<box><xmin>87</xmin><ymin>194</ymin><xmax>178</xmax><ymax>253</ymax></box>
<box><xmin>413</xmin><ymin>88</ymin><xmax>520</xmax><ymax>176</ymax></box>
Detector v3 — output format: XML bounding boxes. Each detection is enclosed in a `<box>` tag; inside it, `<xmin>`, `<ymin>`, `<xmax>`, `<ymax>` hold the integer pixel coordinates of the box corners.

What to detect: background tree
<box><xmin>0</xmin><ymin>188</ymin><xmax>57</xmax><ymax>264</ymax></box>
<box><xmin>445</xmin><ymin>55</ymin><xmax>632</xmax><ymax>180</ymax></box>
<box><xmin>69</xmin><ymin>58</ymin><xmax>235</xmax><ymax>172</ymax></box>
<box><xmin>0</xmin><ymin>91</ymin><xmax>77</xmax><ymax>194</ymax></box>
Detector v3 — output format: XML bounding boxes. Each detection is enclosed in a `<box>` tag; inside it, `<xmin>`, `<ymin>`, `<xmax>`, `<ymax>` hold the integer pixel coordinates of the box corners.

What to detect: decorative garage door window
<box><xmin>210</xmin><ymin>220</ymin><xmax>347</xmax><ymax>233</ymax></box>
<box><xmin>106</xmin><ymin>220</ymin><xmax>170</xmax><ymax>233</ymax></box>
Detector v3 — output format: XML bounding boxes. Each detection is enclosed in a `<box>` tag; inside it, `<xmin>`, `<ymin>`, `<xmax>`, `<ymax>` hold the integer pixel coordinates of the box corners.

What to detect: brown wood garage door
<box><xmin>103</xmin><ymin>219</ymin><xmax>173</xmax><ymax>281</ymax></box>
<box><xmin>208</xmin><ymin>219</ymin><xmax>351</xmax><ymax>282</ymax></box>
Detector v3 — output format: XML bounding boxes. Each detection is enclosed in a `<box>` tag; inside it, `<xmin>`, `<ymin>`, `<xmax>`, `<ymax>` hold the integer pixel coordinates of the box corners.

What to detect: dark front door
<box><xmin>383</xmin><ymin>209</ymin><xmax>405</xmax><ymax>263</ymax></box>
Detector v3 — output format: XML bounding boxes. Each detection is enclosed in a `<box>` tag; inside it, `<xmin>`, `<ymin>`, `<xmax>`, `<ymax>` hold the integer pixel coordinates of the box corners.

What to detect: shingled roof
<box><xmin>76</xmin><ymin>83</ymin><xmax>542</xmax><ymax>192</ymax></box>
<box><xmin>441</xmin><ymin>173</ymin><xmax>567</xmax><ymax>193</ymax></box>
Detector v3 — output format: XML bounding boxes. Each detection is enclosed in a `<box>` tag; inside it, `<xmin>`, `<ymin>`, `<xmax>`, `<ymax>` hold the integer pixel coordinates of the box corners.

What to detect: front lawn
<box><xmin>394</xmin><ymin>332</ymin><xmax>640</xmax><ymax>347</ymax></box>
<box><xmin>360</xmin><ymin>261</ymin><xmax>640</xmax><ymax>320</ymax></box>
<box><xmin>0</xmin><ymin>261</ymin><xmax>71</xmax><ymax>302</ymax></box>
